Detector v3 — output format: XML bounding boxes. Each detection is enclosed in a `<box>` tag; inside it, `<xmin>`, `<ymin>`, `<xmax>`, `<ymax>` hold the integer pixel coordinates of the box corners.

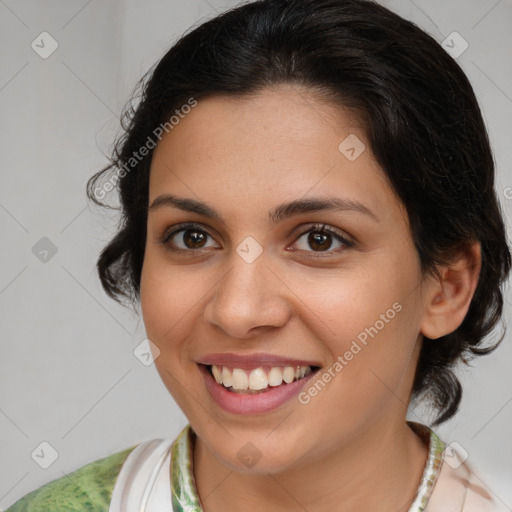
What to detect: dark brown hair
<box><xmin>87</xmin><ymin>0</ymin><xmax>511</xmax><ymax>425</ymax></box>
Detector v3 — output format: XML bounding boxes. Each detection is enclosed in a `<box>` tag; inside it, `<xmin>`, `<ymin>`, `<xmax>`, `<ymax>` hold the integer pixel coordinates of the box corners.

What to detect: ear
<box><xmin>420</xmin><ymin>241</ymin><xmax>481</xmax><ymax>340</ymax></box>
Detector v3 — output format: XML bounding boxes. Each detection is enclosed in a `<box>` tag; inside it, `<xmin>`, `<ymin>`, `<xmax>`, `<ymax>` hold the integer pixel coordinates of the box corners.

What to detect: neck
<box><xmin>193</xmin><ymin>416</ymin><xmax>429</xmax><ymax>512</ymax></box>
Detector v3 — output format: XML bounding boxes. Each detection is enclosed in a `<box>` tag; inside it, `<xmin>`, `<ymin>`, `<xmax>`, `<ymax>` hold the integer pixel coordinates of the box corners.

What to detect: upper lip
<box><xmin>196</xmin><ymin>352</ymin><xmax>322</xmax><ymax>370</ymax></box>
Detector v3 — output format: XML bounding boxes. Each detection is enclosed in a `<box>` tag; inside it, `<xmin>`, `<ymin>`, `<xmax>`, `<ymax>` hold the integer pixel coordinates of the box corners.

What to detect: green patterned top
<box><xmin>5</xmin><ymin>422</ymin><xmax>446</xmax><ymax>511</ymax></box>
<box><xmin>5</xmin><ymin>445</ymin><xmax>137</xmax><ymax>511</ymax></box>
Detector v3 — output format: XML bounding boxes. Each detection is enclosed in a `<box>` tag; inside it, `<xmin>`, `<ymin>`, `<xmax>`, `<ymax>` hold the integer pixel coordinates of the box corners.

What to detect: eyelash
<box><xmin>159</xmin><ymin>222</ymin><xmax>355</xmax><ymax>257</ymax></box>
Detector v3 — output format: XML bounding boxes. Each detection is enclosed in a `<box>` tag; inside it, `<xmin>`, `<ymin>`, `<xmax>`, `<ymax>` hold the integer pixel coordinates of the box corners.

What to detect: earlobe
<box><xmin>420</xmin><ymin>241</ymin><xmax>481</xmax><ymax>340</ymax></box>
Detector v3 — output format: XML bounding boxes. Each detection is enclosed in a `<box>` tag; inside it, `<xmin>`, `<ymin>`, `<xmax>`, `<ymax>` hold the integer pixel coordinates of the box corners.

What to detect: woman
<box><xmin>6</xmin><ymin>0</ymin><xmax>510</xmax><ymax>510</ymax></box>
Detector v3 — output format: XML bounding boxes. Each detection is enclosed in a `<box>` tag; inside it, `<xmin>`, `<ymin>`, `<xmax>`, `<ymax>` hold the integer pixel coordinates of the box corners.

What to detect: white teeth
<box><xmin>248</xmin><ymin>368</ymin><xmax>268</xmax><ymax>390</ymax></box>
<box><xmin>267</xmin><ymin>367</ymin><xmax>283</xmax><ymax>386</ymax></box>
<box><xmin>221</xmin><ymin>366</ymin><xmax>232</xmax><ymax>387</ymax></box>
<box><xmin>282</xmin><ymin>366</ymin><xmax>295</xmax><ymax>384</ymax></box>
<box><xmin>210</xmin><ymin>364</ymin><xmax>313</xmax><ymax>392</ymax></box>
<box><xmin>231</xmin><ymin>368</ymin><xmax>249</xmax><ymax>390</ymax></box>
<box><xmin>212</xmin><ymin>365</ymin><xmax>222</xmax><ymax>383</ymax></box>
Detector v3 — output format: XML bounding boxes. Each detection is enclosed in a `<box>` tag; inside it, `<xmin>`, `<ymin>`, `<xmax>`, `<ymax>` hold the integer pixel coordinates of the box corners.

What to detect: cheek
<box><xmin>139</xmin><ymin>252</ymin><xmax>202</xmax><ymax>346</ymax></box>
<box><xmin>289</xmin><ymin>261</ymin><xmax>421</xmax><ymax>387</ymax></box>
<box><xmin>289</xmin><ymin>264</ymin><xmax>402</xmax><ymax>343</ymax></box>
<box><xmin>139</xmin><ymin>254</ymin><xmax>206</xmax><ymax>410</ymax></box>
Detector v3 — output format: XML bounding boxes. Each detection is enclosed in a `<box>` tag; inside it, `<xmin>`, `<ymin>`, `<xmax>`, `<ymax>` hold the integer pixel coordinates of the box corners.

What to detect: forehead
<box><xmin>148</xmin><ymin>85</ymin><xmax>403</xmax><ymax>226</ymax></box>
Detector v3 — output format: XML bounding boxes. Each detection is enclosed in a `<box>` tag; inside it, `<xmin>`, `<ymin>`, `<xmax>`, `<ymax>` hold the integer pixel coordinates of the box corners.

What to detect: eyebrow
<box><xmin>148</xmin><ymin>194</ymin><xmax>378</xmax><ymax>223</ymax></box>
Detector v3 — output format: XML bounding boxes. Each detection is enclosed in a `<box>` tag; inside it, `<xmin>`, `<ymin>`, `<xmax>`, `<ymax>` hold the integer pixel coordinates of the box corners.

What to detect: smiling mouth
<box><xmin>204</xmin><ymin>364</ymin><xmax>321</xmax><ymax>394</ymax></box>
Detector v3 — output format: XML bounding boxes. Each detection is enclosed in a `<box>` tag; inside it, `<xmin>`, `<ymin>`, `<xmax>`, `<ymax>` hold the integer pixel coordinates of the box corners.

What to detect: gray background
<box><xmin>0</xmin><ymin>0</ymin><xmax>511</xmax><ymax>509</ymax></box>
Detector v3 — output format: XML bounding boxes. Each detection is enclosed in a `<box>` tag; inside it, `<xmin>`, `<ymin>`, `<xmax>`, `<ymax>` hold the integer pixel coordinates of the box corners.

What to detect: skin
<box><xmin>139</xmin><ymin>84</ymin><xmax>481</xmax><ymax>511</ymax></box>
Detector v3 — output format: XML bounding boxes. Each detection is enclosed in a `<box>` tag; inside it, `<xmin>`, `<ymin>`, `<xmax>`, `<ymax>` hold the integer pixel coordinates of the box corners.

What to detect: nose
<box><xmin>203</xmin><ymin>251</ymin><xmax>292</xmax><ymax>339</ymax></box>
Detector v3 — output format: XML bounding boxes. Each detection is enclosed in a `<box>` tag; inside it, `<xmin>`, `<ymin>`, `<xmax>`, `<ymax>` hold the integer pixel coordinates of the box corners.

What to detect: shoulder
<box><xmin>4</xmin><ymin>443</ymin><xmax>139</xmax><ymax>512</ymax></box>
<box><xmin>427</xmin><ymin>446</ymin><xmax>508</xmax><ymax>512</ymax></box>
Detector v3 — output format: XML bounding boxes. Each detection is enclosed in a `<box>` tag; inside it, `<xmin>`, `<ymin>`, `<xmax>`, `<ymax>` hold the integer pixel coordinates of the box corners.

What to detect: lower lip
<box><xmin>199</xmin><ymin>364</ymin><xmax>319</xmax><ymax>415</ymax></box>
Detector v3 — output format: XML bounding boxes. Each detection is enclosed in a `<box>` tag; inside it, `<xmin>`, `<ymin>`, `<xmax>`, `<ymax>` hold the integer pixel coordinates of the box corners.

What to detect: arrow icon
<box><xmin>32</xmin><ymin>237</ymin><xmax>58</xmax><ymax>262</ymax></box>
<box><xmin>31</xmin><ymin>441</ymin><xmax>59</xmax><ymax>468</ymax></box>
<box><xmin>134</xmin><ymin>339</ymin><xmax>160</xmax><ymax>366</ymax></box>
<box><xmin>441</xmin><ymin>32</ymin><xmax>468</xmax><ymax>59</ymax></box>
<box><xmin>339</xmin><ymin>134</ymin><xmax>365</xmax><ymax>161</ymax></box>
<box><xmin>31</xmin><ymin>31</ymin><xmax>59</xmax><ymax>59</ymax></box>
<box><xmin>237</xmin><ymin>441</ymin><xmax>262</xmax><ymax>467</ymax></box>
<box><xmin>236</xmin><ymin>236</ymin><xmax>263</xmax><ymax>263</ymax></box>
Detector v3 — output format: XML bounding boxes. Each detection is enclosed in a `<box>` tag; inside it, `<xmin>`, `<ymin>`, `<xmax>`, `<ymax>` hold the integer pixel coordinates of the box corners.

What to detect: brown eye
<box><xmin>307</xmin><ymin>231</ymin><xmax>332</xmax><ymax>251</ymax></box>
<box><xmin>293</xmin><ymin>224</ymin><xmax>353</xmax><ymax>254</ymax></box>
<box><xmin>182</xmin><ymin>229</ymin><xmax>207</xmax><ymax>248</ymax></box>
<box><xmin>162</xmin><ymin>223</ymin><xmax>219</xmax><ymax>251</ymax></box>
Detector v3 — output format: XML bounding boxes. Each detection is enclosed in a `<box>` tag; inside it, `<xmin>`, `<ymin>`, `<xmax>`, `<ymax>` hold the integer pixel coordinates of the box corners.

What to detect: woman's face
<box><xmin>140</xmin><ymin>85</ymin><xmax>433</xmax><ymax>473</ymax></box>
